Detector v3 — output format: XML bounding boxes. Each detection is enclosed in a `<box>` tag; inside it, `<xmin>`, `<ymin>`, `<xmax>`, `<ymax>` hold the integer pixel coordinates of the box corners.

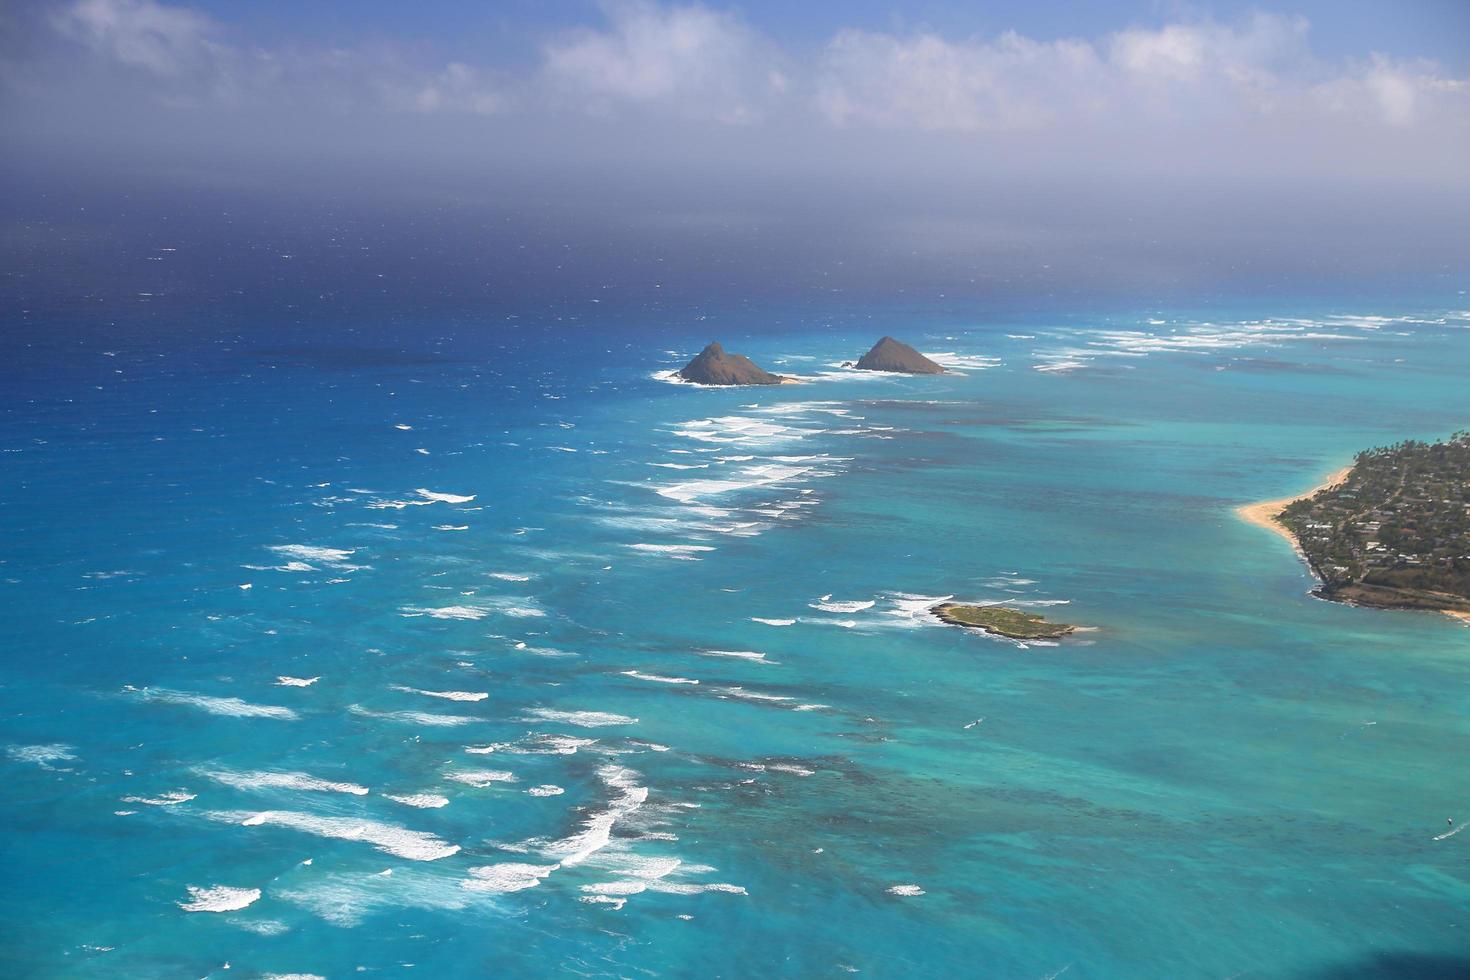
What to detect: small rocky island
<box><xmin>1270</xmin><ymin>433</ymin><xmax>1470</xmax><ymax>619</ymax></box>
<box><xmin>931</xmin><ymin>602</ymin><xmax>1076</xmax><ymax>639</ymax></box>
<box><xmin>855</xmin><ymin>337</ymin><xmax>945</xmax><ymax>374</ymax></box>
<box><xmin>677</xmin><ymin>342</ymin><xmax>787</xmax><ymax>386</ymax></box>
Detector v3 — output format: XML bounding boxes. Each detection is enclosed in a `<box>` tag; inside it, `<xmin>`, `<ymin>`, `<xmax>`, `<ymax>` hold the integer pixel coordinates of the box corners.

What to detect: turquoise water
<box><xmin>4</xmin><ymin>304</ymin><xmax>1470</xmax><ymax>977</ymax></box>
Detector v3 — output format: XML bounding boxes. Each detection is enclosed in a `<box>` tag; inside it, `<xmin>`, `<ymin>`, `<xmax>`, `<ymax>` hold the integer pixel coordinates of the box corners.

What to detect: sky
<box><xmin>1</xmin><ymin>0</ymin><xmax>1467</xmax><ymax>313</ymax></box>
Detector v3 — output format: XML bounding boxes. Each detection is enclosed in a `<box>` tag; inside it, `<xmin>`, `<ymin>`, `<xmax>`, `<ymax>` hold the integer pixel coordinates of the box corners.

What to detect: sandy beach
<box><xmin>1235</xmin><ymin>465</ymin><xmax>1353</xmax><ymax>549</ymax></box>
<box><xmin>1239</xmin><ymin>467</ymin><xmax>1470</xmax><ymax>625</ymax></box>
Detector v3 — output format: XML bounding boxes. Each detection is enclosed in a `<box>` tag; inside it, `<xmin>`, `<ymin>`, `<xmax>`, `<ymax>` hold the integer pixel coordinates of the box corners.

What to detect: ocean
<box><xmin>4</xmin><ymin>299</ymin><xmax>1470</xmax><ymax>978</ymax></box>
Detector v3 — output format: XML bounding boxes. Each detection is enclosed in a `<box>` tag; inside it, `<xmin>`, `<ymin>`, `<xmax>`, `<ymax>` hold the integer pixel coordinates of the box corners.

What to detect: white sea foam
<box><xmin>809</xmin><ymin>598</ymin><xmax>875</xmax><ymax>613</ymax></box>
<box><xmin>924</xmin><ymin>352</ymin><xmax>1002</xmax><ymax>371</ymax></box>
<box><xmin>391</xmin><ymin>685</ymin><xmax>488</xmax><ymax>702</ymax></box>
<box><xmin>462</xmin><ymin>863</ymin><xmax>559</xmax><ymax>893</ymax></box>
<box><xmin>582</xmin><ymin>880</ymin><xmax>647</xmax><ymax>896</ymax></box>
<box><xmin>213</xmin><ymin>809</ymin><xmax>461</xmax><ymax>861</ymax></box>
<box><xmin>178</xmin><ymin>885</ymin><xmax>261</xmax><ymax>912</ymax></box>
<box><xmin>621</xmin><ymin>670</ymin><xmax>699</xmax><ymax>685</ymax></box>
<box><xmin>445</xmin><ymin>769</ymin><xmax>517</xmax><ymax>787</ymax></box>
<box><xmin>201</xmin><ymin>768</ymin><xmax>369</xmax><ymax>796</ymax></box>
<box><xmin>524</xmin><ymin>733</ymin><xmax>599</xmax><ymax>754</ymax></box>
<box><xmin>751</xmin><ymin>617</ymin><xmax>795</xmax><ymax>626</ymax></box>
<box><xmin>654</xmin><ymin>460</ymin><xmax>828</xmax><ymax>504</ymax></box>
<box><xmin>399</xmin><ymin>604</ymin><xmax>488</xmax><ymax>620</ymax></box>
<box><xmin>881</xmin><ymin>592</ymin><xmax>954</xmax><ymax>627</ymax></box>
<box><xmin>384</xmin><ymin>793</ymin><xmax>450</xmax><ymax>809</ymax></box>
<box><xmin>544</xmin><ymin>765</ymin><xmax>648</xmax><ymax>866</ymax></box>
<box><xmin>268</xmin><ymin>544</ymin><xmax>357</xmax><ymax>565</ymax></box>
<box><xmin>488</xmin><ymin>572</ymin><xmax>533</xmax><ymax>581</ymax></box>
<box><xmin>522</xmin><ymin>708</ymin><xmax>637</xmax><ymax>728</ymax></box>
<box><xmin>624</xmin><ymin>543</ymin><xmax>716</xmax><ymax>558</ymax></box>
<box><xmin>700</xmin><ymin>649</ymin><xmax>773</xmax><ymax>664</ymax></box>
<box><xmin>593</xmin><ymin>853</ymin><xmax>683</xmax><ymax>879</ymax></box>
<box><xmin>121</xmin><ymin>790</ymin><xmax>195</xmax><ymax>806</ymax></box>
<box><xmin>278</xmin><ymin>868</ymin><xmax>475</xmax><ymax>926</ymax></box>
<box><xmin>887</xmin><ymin>884</ymin><xmax>925</xmax><ymax>896</ymax></box>
<box><xmin>715</xmin><ymin>686</ymin><xmax>794</xmax><ymax>704</ymax></box>
<box><xmin>275</xmin><ymin>676</ymin><xmax>320</xmax><ymax>687</ymax></box>
<box><xmin>6</xmin><ymin>743</ymin><xmax>77</xmax><ymax>768</ymax></box>
<box><xmin>645</xmin><ymin>880</ymin><xmax>749</xmax><ymax>895</ymax></box>
<box><xmin>527</xmin><ymin>785</ymin><xmax>565</xmax><ymax>797</ymax></box>
<box><xmin>349</xmin><ymin>705</ymin><xmax>476</xmax><ymax>727</ymax></box>
<box><xmin>125</xmin><ymin>686</ymin><xmax>297</xmax><ymax>720</ymax></box>
<box><xmin>433</xmin><ymin>524</ymin><xmax>469</xmax><ymax>531</ymax></box>
<box><xmin>416</xmin><ymin>488</ymin><xmax>476</xmax><ymax>504</ymax></box>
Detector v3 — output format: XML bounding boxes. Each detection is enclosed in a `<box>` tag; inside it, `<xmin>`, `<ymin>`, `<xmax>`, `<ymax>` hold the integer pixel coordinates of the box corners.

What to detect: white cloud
<box><xmin>1313</xmin><ymin>54</ymin><xmax>1468</xmax><ymax>127</ymax></box>
<box><xmin>23</xmin><ymin>0</ymin><xmax>1470</xmax><ymax>167</ymax></box>
<box><xmin>53</xmin><ymin>0</ymin><xmax>215</xmax><ymax>75</ymax></box>
<box><xmin>541</xmin><ymin>1</ymin><xmax>784</xmax><ymax>122</ymax></box>
<box><xmin>810</xmin><ymin>12</ymin><xmax>1468</xmax><ymax>138</ymax></box>
<box><xmin>47</xmin><ymin>0</ymin><xmax>508</xmax><ymax>116</ymax></box>
<box><xmin>816</xmin><ymin>29</ymin><xmax>1104</xmax><ymax>131</ymax></box>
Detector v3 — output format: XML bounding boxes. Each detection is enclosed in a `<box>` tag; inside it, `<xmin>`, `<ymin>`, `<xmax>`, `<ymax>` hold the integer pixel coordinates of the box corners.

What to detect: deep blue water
<box><xmin>4</xmin><ymin>300</ymin><xmax>1470</xmax><ymax>978</ymax></box>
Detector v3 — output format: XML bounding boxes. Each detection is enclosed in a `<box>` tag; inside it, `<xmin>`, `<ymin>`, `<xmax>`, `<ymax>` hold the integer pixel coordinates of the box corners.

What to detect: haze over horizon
<box><xmin>3</xmin><ymin>0</ymin><xmax>1468</xmax><ymax>314</ymax></box>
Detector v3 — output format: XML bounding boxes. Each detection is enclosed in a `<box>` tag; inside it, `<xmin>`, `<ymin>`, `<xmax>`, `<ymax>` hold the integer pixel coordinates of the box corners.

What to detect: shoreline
<box><xmin>1234</xmin><ymin>465</ymin><xmax>1353</xmax><ymax>554</ymax></box>
<box><xmin>1237</xmin><ymin>464</ymin><xmax>1470</xmax><ymax>624</ymax></box>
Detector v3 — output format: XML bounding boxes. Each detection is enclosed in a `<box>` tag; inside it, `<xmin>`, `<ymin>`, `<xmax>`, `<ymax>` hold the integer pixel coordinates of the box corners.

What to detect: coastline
<box><xmin>1235</xmin><ymin>465</ymin><xmax>1353</xmax><ymax>553</ymax></box>
<box><xmin>1238</xmin><ymin>464</ymin><xmax>1470</xmax><ymax>624</ymax></box>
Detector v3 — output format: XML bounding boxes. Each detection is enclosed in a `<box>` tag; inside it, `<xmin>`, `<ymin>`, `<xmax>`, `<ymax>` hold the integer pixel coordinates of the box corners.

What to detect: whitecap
<box><xmin>445</xmin><ymin>769</ymin><xmax>517</xmax><ymax>787</ymax></box>
<box><xmin>415</xmin><ymin>489</ymin><xmax>475</xmax><ymax>504</ymax></box>
<box><xmin>211</xmin><ymin>809</ymin><xmax>461</xmax><ymax>861</ymax></box>
<box><xmin>126</xmin><ymin>686</ymin><xmax>297</xmax><ymax>720</ymax></box>
<box><xmin>624</xmin><ymin>543</ymin><xmax>716</xmax><ymax>558</ymax></box>
<box><xmin>349</xmin><ymin>705</ymin><xmax>476</xmax><ymax>727</ymax></box>
<box><xmin>268</xmin><ymin>544</ymin><xmax>356</xmax><ymax>565</ymax></box>
<box><xmin>808</xmin><ymin>598</ymin><xmax>875</xmax><ymax>613</ymax></box>
<box><xmin>544</xmin><ymin>765</ymin><xmax>648</xmax><ymax>866</ymax></box>
<box><xmin>6</xmin><ymin>743</ymin><xmax>77</xmax><ymax>768</ymax></box>
<box><xmin>121</xmin><ymin>790</ymin><xmax>195</xmax><ymax>806</ymax></box>
<box><xmin>621</xmin><ymin>670</ymin><xmax>699</xmax><ymax>685</ymax></box>
<box><xmin>462</xmin><ymin>862</ymin><xmax>559</xmax><ymax>893</ymax></box>
<box><xmin>581</xmin><ymin>881</ymin><xmax>647</xmax><ymax>896</ymax></box>
<box><xmin>646</xmin><ymin>880</ymin><xmax>749</xmax><ymax>895</ymax></box>
<box><xmin>391</xmin><ymin>685</ymin><xmax>488</xmax><ymax>702</ymax></box>
<box><xmin>887</xmin><ymin>884</ymin><xmax>925</xmax><ymax>897</ymax></box>
<box><xmin>201</xmin><ymin>768</ymin><xmax>368</xmax><ymax>796</ymax></box>
<box><xmin>700</xmin><ymin>649</ymin><xmax>774</xmax><ymax>664</ymax></box>
<box><xmin>522</xmin><ymin>708</ymin><xmax>638</xmax><ymax>728</ymax></box>
<box><xmin>399</xmin><ymin>605</ymin><xmax>488</xmax><ymax>620</ymax></box>
<box><xmin>384</xmin><ymin>793</ymin><xmax>450</xmax><ymax>809</ymax></box>
<box><xmin>527</xmin><ymin>785</ymin><xmax>565</xmax><ymax>797</ymax></box>
<box><xmin>178</xmin><ymin>885</ymin><xmax>261</xmax><ymax>913</ymax></box>
<box><xmin>751</xmin><ymin>618</ymin><xmax>795</xmax><ymax>626</ymax></box>
<box><xmin>275</xmin><ymin>676</ymin><xmax>319</xmax><ymax>687</ymax></box>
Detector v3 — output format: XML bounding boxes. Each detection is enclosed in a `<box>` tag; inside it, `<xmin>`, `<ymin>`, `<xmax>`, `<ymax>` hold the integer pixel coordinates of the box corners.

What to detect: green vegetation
<box><xmin>1279</xmin><ymin>432</ymin><xmax>1470</xmax><ymax>613</ymax></box>
<box><xmin>931</xmin><ymin>603</ymin><xmax>1076</xmax><ymax>639</ymax></box>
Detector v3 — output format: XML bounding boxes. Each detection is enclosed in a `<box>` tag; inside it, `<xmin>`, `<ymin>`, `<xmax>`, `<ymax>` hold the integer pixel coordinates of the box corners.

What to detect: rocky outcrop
<box><xmin>677</xmin><ymin>342</ymin><xmax>784</xmax><ymax>386</ymax></box>
<box><xmin>855</xmin><ymin>337</ymin><xmax>944</xmax><ymax>374</ymax></box>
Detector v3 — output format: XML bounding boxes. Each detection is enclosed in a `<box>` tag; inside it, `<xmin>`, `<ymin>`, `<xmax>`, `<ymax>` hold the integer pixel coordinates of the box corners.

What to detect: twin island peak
<box><xmin>677</xmin><ymin>336</ymin><xmax>945</xmax><ymax>386</ymax></box>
